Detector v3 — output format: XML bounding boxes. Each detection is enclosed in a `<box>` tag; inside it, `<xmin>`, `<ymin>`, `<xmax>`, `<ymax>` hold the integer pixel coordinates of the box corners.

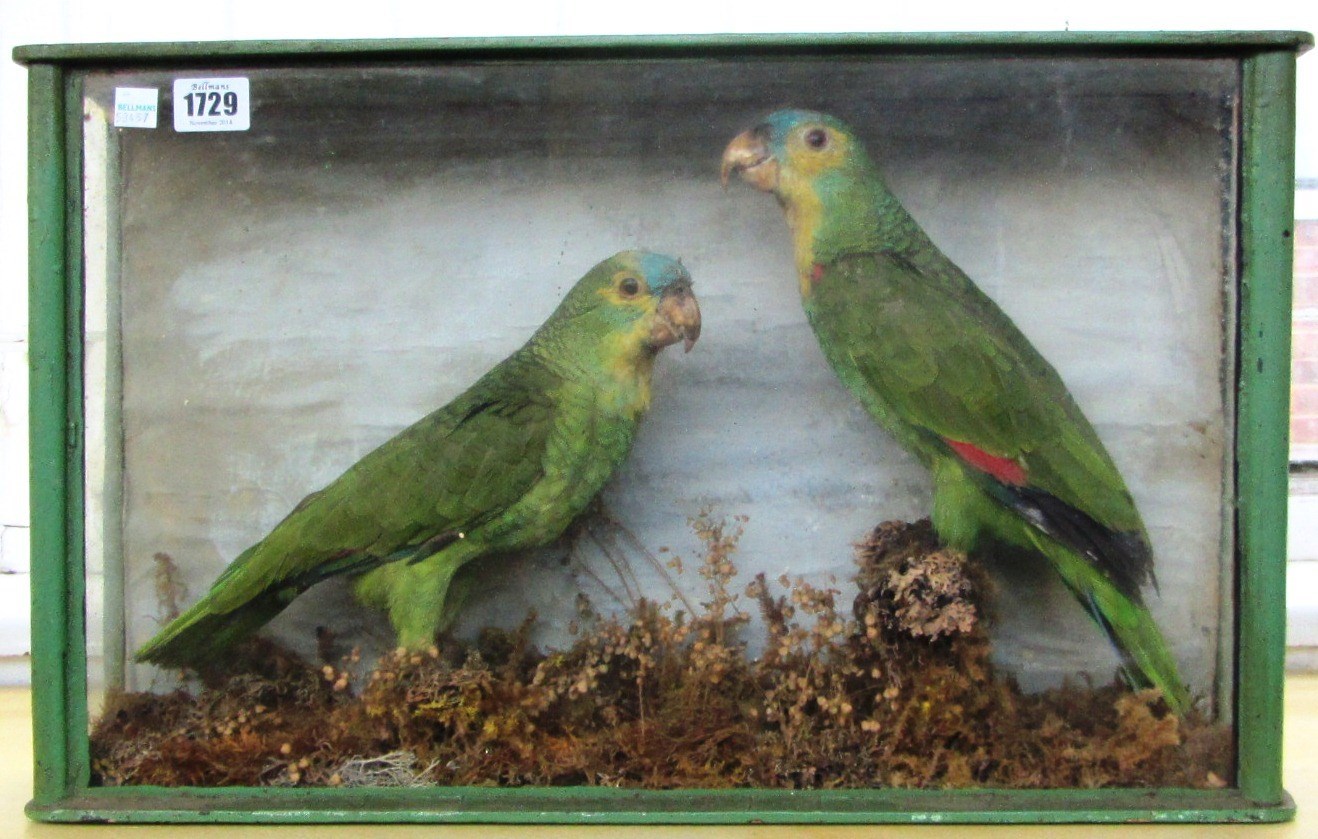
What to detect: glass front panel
<box><xmin>80</xmin><ymin>55</ymin><xmax>1239</xmax><ymax>789</ymax></box>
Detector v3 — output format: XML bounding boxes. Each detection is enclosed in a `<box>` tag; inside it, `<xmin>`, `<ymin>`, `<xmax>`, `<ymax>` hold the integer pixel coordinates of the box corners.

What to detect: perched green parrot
<box><xmin>721</xmin><ymin>109</ymin><xmax>1189</xmax><ymax>714</ymax></box>
<box><xmin>136</xmin><ymin>250</ymin><xmax>701</xmax><ymax>667</ymax></box>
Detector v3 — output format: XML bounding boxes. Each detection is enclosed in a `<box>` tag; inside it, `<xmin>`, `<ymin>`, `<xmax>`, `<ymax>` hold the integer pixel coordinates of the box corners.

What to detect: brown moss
<box><xmin>92</xmin><ymin>515</ymin><xmax>1232</xmax><ymax>790</ymax></box>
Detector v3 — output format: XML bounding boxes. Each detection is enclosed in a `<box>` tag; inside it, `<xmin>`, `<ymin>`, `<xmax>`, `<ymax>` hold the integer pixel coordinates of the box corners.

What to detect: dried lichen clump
<box><xmin>92</xmin><ymin>515</ymin><xmax>1231</xmax><ymax>790</ymax></box>
<box><xmin>855</xmin><ymin>519</ymin><xmax>984</xmax><ymax>641</ymax></box>
<box><xmin>844</xmin><ymin>521</ymin><xmax>1227</xmax><ymax>788</ymax></box>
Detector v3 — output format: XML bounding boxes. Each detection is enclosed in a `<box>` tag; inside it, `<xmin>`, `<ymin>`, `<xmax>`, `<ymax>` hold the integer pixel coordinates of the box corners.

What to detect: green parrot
<box><xmin>721</xmin><ymin>109</ymin><xmax>1189</xmax><ymax>715</ymax></box>
<box><xmin>136</xmin><ymin>250</ymin><xmax>701</xmax><ymax>668</ymax></box>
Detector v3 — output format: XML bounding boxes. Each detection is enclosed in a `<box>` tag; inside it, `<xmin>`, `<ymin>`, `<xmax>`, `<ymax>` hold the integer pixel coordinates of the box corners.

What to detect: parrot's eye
<box><xmin>618</xmin><ymin>277</ymin><xmax>641</xmax><ymax>297</ymax></box>
<box><xmin>804</xmin><ymin>128</ymin><xmax>829</xmax><ymax>150</ymax></box>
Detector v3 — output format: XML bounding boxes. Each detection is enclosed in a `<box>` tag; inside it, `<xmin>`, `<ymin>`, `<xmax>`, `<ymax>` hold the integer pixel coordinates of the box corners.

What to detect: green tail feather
<box><xmin>1029</xmin><ymin>531</ymin><xmax>1191</xmax><ymax>716</ymax></box>
<box><xmin>134</xmin><ymin>587</ymin><xmax>294</xmax><ymax>669</ymax></box>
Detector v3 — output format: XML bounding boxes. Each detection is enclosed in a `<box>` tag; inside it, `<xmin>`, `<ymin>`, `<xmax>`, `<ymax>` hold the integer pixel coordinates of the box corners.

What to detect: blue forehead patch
<box><xmin>760</xmin><ymin>109</ymin><xmax>851</xmax><ymax>145</ymax></box>
<box><xmin>635</xmin><ymin>251</ymin><xmax>691</xmax><ymax>291</ymax></box>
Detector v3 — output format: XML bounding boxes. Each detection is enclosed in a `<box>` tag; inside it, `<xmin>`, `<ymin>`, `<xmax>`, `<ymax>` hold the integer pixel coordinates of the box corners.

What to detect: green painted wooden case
<box><xmin>15</xmin><ymin>31</ymin><xmax>1310</xmax><ymax>824</ymax></box>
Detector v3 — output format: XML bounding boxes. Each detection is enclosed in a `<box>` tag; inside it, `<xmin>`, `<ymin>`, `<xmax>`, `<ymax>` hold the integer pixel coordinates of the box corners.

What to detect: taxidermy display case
<box><xmin>17</xmin><ymin>30</ymin><xmax>1309</xmax><ymax>824</ymax></box>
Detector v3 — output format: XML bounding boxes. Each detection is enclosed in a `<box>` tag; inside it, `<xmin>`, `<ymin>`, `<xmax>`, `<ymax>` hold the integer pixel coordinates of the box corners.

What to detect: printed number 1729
<box><xmin>182</xmin><ymin>90</ymin><xmax>239</xmax><ymax>117</ymax></box>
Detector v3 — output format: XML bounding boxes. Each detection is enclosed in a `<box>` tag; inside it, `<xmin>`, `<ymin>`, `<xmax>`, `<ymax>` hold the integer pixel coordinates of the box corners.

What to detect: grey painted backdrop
<box><xmin>83</xmin><ymin>57</ymin><xmax>1237</xmax><ymax>710</ymax></box>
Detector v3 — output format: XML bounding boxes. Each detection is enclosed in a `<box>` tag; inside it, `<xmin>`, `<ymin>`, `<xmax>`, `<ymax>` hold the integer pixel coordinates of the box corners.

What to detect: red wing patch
<box><xmin>945</xmin><ymin>439</ymin><xmax>1028</xmax><ymax>486</ymax></box>
<box><xmin>811</xmin><ymin>263</ymin><xmax>825</xmax><ymax>284</ymax></box>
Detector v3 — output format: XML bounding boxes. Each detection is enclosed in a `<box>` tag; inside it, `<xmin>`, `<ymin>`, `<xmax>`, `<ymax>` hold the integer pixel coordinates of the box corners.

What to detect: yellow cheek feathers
<box><xmin>786</xmin><ymin>129</ymin><xmax>852</xmax><ymax>178</ymax></box>
<box><xmin>623</xmin><ymin>364</ymin><xmax>653</xmax><ymax>415</ymax></box>
<box><xmin>593</xmin><ymin>288</ymin><xmax>657</xmax><ymax>415</ymax></box>
<box><xmin>603</xmin><ymin>322</ymin><xmax>654</xmax><ymax>415</ymax></box>
<box><xmin>779</xmin><ymin>131</ymin><xmax>853</xmax><ymax>298</ymax></box>
<box><xmin>784</xmin><ymin>182</ymin><xmax>824</xmax><ymax>297</ymax></box>
<box><xmin>596</xmin><ymin>281</ymin><xmax>645</xmax><ymax>308</ymax></box>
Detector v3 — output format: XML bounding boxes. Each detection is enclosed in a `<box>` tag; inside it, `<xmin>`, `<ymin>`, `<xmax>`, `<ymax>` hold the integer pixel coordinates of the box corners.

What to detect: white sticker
<box><xmin>113</xmin><ymin>88</ymin><xmax>158</xmax><ymax>128</ymax></box>
<box><xmin>173</xmin><ymin>78</ymin><xmax>250</xmax><ymax>132</ymax></box>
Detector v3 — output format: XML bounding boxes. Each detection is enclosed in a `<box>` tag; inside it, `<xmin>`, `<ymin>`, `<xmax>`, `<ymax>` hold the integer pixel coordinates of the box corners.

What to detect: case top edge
<box><xmin>12</xmin><ymin>30</ymin><xmax>1315</xmax><ymax>66</ymax></box>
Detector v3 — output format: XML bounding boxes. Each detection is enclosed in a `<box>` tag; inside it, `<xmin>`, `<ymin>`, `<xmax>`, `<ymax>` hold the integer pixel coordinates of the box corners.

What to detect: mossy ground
<box><xmin>92</xmin><ymin>515</ymin><xmax>1231</xmax><ymax>789</ymax></box>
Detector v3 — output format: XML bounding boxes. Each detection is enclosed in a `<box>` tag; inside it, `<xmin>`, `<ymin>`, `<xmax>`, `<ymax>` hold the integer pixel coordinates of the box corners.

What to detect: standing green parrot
<box><xmin>721</xmin><ymin>109</ymin><xmax>1189</xmax><ymax>715</ymax></box>
<box><xmin>136</xmin><ymin>250</ymin><xmax>701</xmax><ymax>668</ymax></box>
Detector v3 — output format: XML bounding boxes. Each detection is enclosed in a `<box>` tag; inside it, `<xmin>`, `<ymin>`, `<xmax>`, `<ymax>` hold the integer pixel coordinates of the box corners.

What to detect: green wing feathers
<box><xmin>811</xmin><ymin>253</ymin><xmax>1186</xmax><ymax>710</ymax></box>
<box><xmin>812</xmin><ymin>254</ymin><xmax>1142</xmax><ymax>537</ymax></box>
<box><xmin>134</xmin><ymin>359</ymin><xmax>558</xmax><ymax>668</ymax></box>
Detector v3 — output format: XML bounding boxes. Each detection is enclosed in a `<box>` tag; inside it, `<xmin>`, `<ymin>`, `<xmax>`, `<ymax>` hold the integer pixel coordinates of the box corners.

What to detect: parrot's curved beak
<box><xmin>651</xmin><ymin>281</ymin><xmax>702</xmax><ymax>354</ymax></box>
<box><xmin>721</xmin><ymin>127</ymin><xmax>777</xmax><ymax>191</ymax></box>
